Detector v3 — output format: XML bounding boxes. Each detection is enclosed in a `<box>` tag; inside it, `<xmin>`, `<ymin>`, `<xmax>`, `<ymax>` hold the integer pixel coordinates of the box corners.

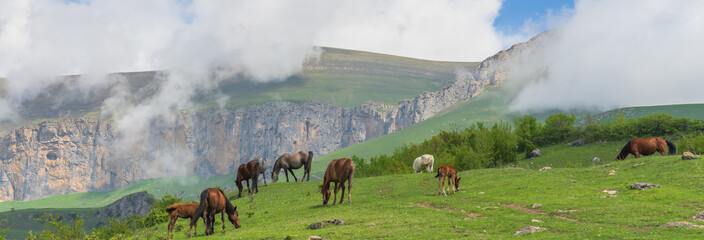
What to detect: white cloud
<box><xmin>508</xmin><ymin>0</ymin><xmax>704</xmax><ymax>113</ymax></box>
<box><xmin>315</xmin><ymin>0</ymin><xmax>504</xmax><ymax>62</ymax></box>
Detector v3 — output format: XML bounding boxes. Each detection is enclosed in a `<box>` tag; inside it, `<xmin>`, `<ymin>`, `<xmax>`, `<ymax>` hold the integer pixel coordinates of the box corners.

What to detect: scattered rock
<box><xmin>608</xmin><ymin>170</ymin><xmax>617</xmax><ymax>176</ymax></box>
<box><xmin>531</xmin><ymin>203</ymin><xmax>542</xmax><ymax>208</ymax></box>
<box><xmin>595</xmin><ymin>140</ymin><xmax>607</xmax><ymax>144</ymax></box>
<box><xmin>556</xmin><ymin>209</ymin><xmax>578</xmax><ymax>213</ymax></box>
<box><xmin>604</xmin><ymin>164</ymin><xmax>613</xmax><ymax>168</ymax></box>
<box><xmin>630</xmin><ymin>183</ymin><xmax>660</xmax><ymax>190</ymax></box>
<box><xmin>569</xmin><ymin>179</ymin><xmax>577</xmax><ymax>183</ymax></box>
<box><xmin>327</xmin><ymin>219</ymin><xmax>345</xmax><ymax>225</ymax></box>
<box><xmin>601</xmin><ymin>190</ymin><xmax>619</xmax><ymax>195</ymax></box>
<box><xmin>661</xmin><ymin>222</ymin><xmax>704</xmax><ymax>228</ymax></box>
<box><xmin>309</xmin><ymin>222</ymin><xmax>325</xmax><ymax>230</ymax></box>
<box><xmin>633</xmin><ymin>163</ymin><xmax>642</xmax><ymax>167</ymax></box>
<box><xmin>530</xmin><ymin>149</ymin><xmax>542</xmax><ymax>158</ymax></box>
<box><xmin>602</xmin><ymin>195</ymin><xmax>617</xmax><ymax>198</ymax></box>
<box><xmin>539</xmin><ymin>167</ymin><xmax>552</xmax><ymax>172</ymax></box>
<box><xmin>531</xmin><ymin>219</ymin><xmax>543</xmax><ymax>223</ymax></box>
<box><xmin>592</xmin><ymin>157</ymin><xmax>601</xmax><ymax>163</ymax></box>
<box><xmin>307</xmin><ymin>236</ymin><xmax>323</xmax><ymax>240</ymax></box>
<box><xmin>692</xmin><ymin>211</ymin><xmax>704</xmax><ymax>220</ymax></box>
<box><xmin>515</xmin><ymin>226</ymin><xmax>546</xmax><ymax>235</ymax></box>
<box><xmin>478</xmin><ymin>192</ymin><xmax>485</xmax><ymax>195</ymax></box>
<box><xmin>568</xmin><ymin>139</ymin><xmax>585</xmax><ymax>147</ymax></box>
<box><xmin>683</xmin><ymin>152</ymin><xmax>700</xmax><ymax>160</ymax></box>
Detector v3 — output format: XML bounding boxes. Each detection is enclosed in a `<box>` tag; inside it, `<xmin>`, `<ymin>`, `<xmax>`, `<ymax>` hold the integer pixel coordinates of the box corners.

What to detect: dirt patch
<box><xmin>412</xmin><ymin>202</ymin><xmax>483</xmax><ymax>218</ymax></box>
<box><xmin>498</xmin><ymin>203</ymin><xmax>579</xmax><ymax>222</ymax></box>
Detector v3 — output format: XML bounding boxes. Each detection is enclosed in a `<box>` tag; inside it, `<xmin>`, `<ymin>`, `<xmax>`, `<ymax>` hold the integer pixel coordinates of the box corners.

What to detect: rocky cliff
<box><xmin>0</xmin><ymin>34</ymin><xmax>546</xmax><ymax>202</ymax></box>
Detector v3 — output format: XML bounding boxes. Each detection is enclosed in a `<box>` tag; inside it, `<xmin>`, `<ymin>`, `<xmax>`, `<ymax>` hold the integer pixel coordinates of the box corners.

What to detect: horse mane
<box><xmin>666</xmin><ymin>140</ymin><xmax>676</xmax><ymax>155</ymax></box>
<box><xmin>617</xmin><ymin>140</ymin><xmax>631</xmax><ymax>159</ymax></box>
<box><xmin>166</xmin><ymin>206</ymin><xmax>177</xmax><ymax>213</ymax></box>
<box><xmin>218</xmin><ymin>188</ymin><xmax>236</xmax><ymax>214</ymax></box>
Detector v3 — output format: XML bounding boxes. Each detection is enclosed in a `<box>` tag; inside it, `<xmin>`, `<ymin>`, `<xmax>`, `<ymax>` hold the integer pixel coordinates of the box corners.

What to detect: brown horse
<box><xmin>320</xmin><ymin>158</ymin><xmax>354</xmax><ymax>205</ymax></box>
<box><xmin>272</xmin><ymin>151</ymin><xmax>313</xmax><ymax>182</ymax></box>
<box><xmin>236</xmin><ymin>160</ymin><xmax>262</xmax><ymax>198</ymax></box>
<box><xmin>166</xmin><ymin>203</ymin><xmax>199</xmax><ymax>239</ymax></box>
<box><xmin>191</xmin><ymin>188</ymin><xmax>241</xmax><ymax>236</ymax></box>
<box><xmin>616</xmin><ymin>137</ymin><xmax>676</xmax><ymax>160</ymax></box>
<box><xmin>435</xmin><ymin>165</ymin><xmax>461</xmax><ymax>196</ymax></box>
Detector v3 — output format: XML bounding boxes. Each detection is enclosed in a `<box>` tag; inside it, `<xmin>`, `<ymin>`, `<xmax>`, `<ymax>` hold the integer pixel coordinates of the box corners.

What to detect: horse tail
<box><xmin>166</xmin><ymin>206</ymin><xmax>177</xmax><ymax>213</ymax></box>
<box><xmin>306</xmin><ymin>151</ymin><xmax>314</xmax><ymax>180</ymax></box>
<box><xmin>666</xmin><ymin>140</ymin><xmax>676</xmax><ymax>155</ymax></box>
<box><xmin>435</xmin><ymin>171</ymin><xmax>440</xmax><ymax>178</ymax></box>
<box><xmin>191</xmin><ymin>190</ymin><xmax>209</xmax><ymax>226</ymax></box>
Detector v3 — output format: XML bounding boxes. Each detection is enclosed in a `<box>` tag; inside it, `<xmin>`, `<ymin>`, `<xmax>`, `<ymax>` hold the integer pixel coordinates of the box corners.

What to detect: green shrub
<box><xmin>26</xmin><ymin>214</ymin><xmax>86</xmax><ymax>240</ymax></box>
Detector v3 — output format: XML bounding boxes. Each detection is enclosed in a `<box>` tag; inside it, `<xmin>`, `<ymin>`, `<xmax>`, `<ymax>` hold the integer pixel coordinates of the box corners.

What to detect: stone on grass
<box><xmin>569</xmin><ymin>139</ymin><xmax>585</xmax><ymax>147</ymax></box>
<box><xmin>592</xmin><ymin>157</ymin><xmax>601</xmax><ymax>163</ymax></box>
<box><xmin>683</xmin><ymin>152</ymin><xmax>700</xmax><ymax>160</ymax></box>
<box><xmin>602</xmin><ymin>195</ymin><xmax>617</xmax><ymax>198</ymax></box>
<box><xmin>608</xmin><ymin>170</ymin><xmax>616</xmax><ymax>176</ymax></box>
<box><xmin>531</xmin><ymin>219</ymin><xmax>543</xmax><ymax>223</ymax></box>
<box><xmin>661</xmin><ymin>222</ymin><xmax>704</xmax><ymax>228</ymax></box>
<box><xmin>307</xmin><ymin>236</ymin><xmax>323</xmax><ymax>240</ymax></box>
<box><xmin>515</xmin><ymin>226</ymin><xmax>546</xmax><ymax>235</ymax></box>
<box><xmin>309</xmin><ymin>222</ymin><xmax>325</xmax><ymax>230</ymax></box>
<box><xmin>531</xmin><ymin>203</ymin><xmax>542</xmax><ymax>208</ymax></box>
<box><xmin>539</xmin><ymin>167</ymin><xmax>551</xmax><ymax>172</ymax></box>
<box><xmin>601</xmin><ymin>190</ymin><xmax>619</xmax><ymax>195</ymax></box>
<box><xmin>630</xmin><ymin>183</ymin><xmax>660</xmax><ymax>190</ymax></box>
<box><xmin>530</xmin><ymin>149</ymin><xmax>542</xmax><ymax>158</ymax></box>
<box><xmin>692</xmin><ymin>211</ymin><xmax>704</xmax><ymax>220</ymax></box>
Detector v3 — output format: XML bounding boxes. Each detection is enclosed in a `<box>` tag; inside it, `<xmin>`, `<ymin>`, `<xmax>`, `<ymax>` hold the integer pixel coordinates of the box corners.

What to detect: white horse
<box><xmin>413</xmin><ymin>154</ymin><xmax>434</xmax><ymax>173</ymax></box>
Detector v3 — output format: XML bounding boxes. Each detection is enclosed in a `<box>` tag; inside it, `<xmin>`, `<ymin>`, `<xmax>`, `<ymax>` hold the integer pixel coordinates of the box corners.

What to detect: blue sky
<box><xmin>494</xmin><ymin>0</ymin><xmax>575</xmax><ymax>36</ymax></box>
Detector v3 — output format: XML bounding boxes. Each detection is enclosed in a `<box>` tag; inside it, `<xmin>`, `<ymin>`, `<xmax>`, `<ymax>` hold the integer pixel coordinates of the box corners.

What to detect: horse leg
<box><xmin>449</xmin><ymin>176</ymin><xmax>455</xmax><ymax>194</ymax></box>
<box><xmin>442</xmin><ymin>175</ymin><xmax>447</xmax><ymax>196</ymax></box>
<box><xmin>288</xmin><ymin>168</ymin><xmax>299</xmax><ymax>182</ymax></box>
<box><xmin>438</xmin><ymin>176</ymin><xmax>443</xmax><ymax>195</ymax></box>
<box><xmin>169</xmin><ymin>216</ymin><xmax>176</xmax><ymax>239</ymax></box>
<box><xmin>347</xmin><ymin>175</ymin><xmax>353</xmax><ymax>203</ymax></box>
<box><xmin>284</xmin><ymin>169</ymin><xmax>290</xmax><ymax>182</ymax></box>
<box><xmin>332</xmin><ymin>182</ymin><xmax>339</xmax><ymax>205</ymax></box>
<box><xmin>191</xmin><ymin>217</ymin><xmax>198</xmax><ymax>237</ymax></box>
<box><xmin>253</xmin><ymin>174</ymin><xmax>259</xmax><ymax>194</ymax></box>
<box><xmin>246</xmin><ymin>179</ymin><xmax>251</xmax><ymax>194</ymax></box>
<box><xmin>221</xmin><ymin>212</ymin><xmax>226</xmax><ymax>230</ymax></box>
<box><xmin>339</xmin><ymin>181</ymin><xmax>346</xmax><ymax>204</ymax></box>
<box><xmin>634</xmin><ymin>152</ymin><xmax>640</xmax><ymax>158</ymax></box>
<box><xmin>262</xmin><ymin>171</ymin><xmax>268</xmax><ymax>186</ymax></box>
<box><xmin>209</xmin><ymin>212</ymin><xmax>216</xmax><ymax>234</ymax></box>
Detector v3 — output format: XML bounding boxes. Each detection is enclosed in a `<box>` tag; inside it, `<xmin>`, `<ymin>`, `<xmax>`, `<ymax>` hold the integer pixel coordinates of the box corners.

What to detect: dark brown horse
<box><xmin>272</xmin><ymin>151</ymin><xmax>313</xmax><ymax>182</ymax></box>
<box><xmin>191</xmin><ymin>188</ymin><xmax>241</xmax><ymax>236</ymax></box>
<box><xmin>166</xmin><ymin>203</ymin><xmax>199</xmax><ymax>239</ymax></box>
<box><xmin>320</xmin><ymin>158</ymin><xmax>354</xmax><ymax>205</ymax></box>
<box><xmin>435</xmin><ymin>165</ymin><xmax>461</xmax><ymax>196</ymax></box>
<box><xmin>616</xmin><ymin>137</ymin><xmax>676</xmax><ymax>160</ymax></box>
<box><xmin>236</xmin><ymin>160</ymin><xmax>262</xmax><ymax>198</ymax></box>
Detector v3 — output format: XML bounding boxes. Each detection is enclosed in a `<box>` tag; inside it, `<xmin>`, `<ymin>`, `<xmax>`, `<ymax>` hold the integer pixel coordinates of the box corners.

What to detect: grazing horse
<box><xmin>236</xmin><ymin>160</ymin><xmax>262</xmax><ymax>198</ymax></box>
<box><xmin>413</xmin><ymin>154</ymin><xmax>435</xmax><ymax>173</ymax></box>
<box><xmin>616</xmin><ymin>137</ymin><xmax>676</xmax><ymax>160</ymax></box>
<box><xmin>191</xmin><ymin>188</ymin><xmax>241</xmax><ymax>236</ymax></box>
<box><xmin>166</xmin><ymin>203</ymin><xmax>199</xmax><ymax>239</ymax></box>
<box><xmin>320</xmin><ymin>158</ymin><xmax>354</xmax><ymax>205</ymax></box>
<box><xmin>272</xmin><ymin>151</ymin><xmax>313</xmax><ymax>182</ymax></box>
<box><xmin>435</xmin><ymin>165</ymin><xmax>461</xmax><ymax>196</ymax></box>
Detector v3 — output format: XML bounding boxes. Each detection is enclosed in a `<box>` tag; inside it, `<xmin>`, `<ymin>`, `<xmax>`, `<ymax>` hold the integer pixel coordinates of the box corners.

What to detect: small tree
<box><xmin>541</xmin><ymin>113</ymin><xmax>576</xmax><ymax>144</ymax></box>
<box><xmin>26</xmin><ymin>214</ymin><xmax>86</xmax><ymax>240</ymax></box>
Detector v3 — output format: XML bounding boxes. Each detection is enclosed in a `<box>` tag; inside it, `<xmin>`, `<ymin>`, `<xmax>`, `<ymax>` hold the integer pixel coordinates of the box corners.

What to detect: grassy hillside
<box><xmin>593</xmin><ymin>104</ymin><xmax>704</xmax><ymax>123</ymax></box>
<box><xmin>127</xmin><ymin>152</ymin><xmax>704</xmax><ymax>239</ymax></box>
<box><xmin>3</xmin><ymin>141</ymin><xmax>704</xmax><ymax>239</ymax></box>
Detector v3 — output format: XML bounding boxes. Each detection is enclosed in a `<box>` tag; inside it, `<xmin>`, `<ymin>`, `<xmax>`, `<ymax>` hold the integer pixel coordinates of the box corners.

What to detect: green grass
<box><xmin>128</xmin><ymin>153</ymin><xmax>704</xmax><ymax>239</ymax></box>
<box><xmin>0</xmin><ymin>208</ymin><xmax>101</xmax><ymax>240</ymax></box>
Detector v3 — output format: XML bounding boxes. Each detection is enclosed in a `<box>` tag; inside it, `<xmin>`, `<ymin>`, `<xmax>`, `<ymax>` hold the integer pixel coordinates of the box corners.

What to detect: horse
<box><xmin>435</xmin><ymin>165</ymin><xmax>461</xmax><ymax>196</ymax></box>
<box><xmin>251</xmin><ymin>156</ymin><xmax>268</xmax><ymax>186</ymax></box>
<box><xmin>320</xmin><ymin>158</ymin><xmax>354</xmax><ymax>205</ymax></box>
<box><xmin>615</xmin><ymin>137</ymin><xmax>676</xmax><ymax>160</ymax></box>
<box><xmin>272</xmin><ymin>151</ymin><xmax>313</xmax><ymax>182</ymax></box>
<box><xmin>190</xmin><ymin>188</ymin><xmax>241</xmax><ymax>236</ymax></box>
<box><xmin>413</xmin><ymin>154</ymin><xmax>434</xmax><ymax>173</ymax></box>
<box><xmin>166</xmin><ymin>203</ymin><xmax>199</xmax><ymax>239</ymax></box>
<box><xmin>236</xmin><ymin>160</ymin><xmax>262</xmax><ymax>198</ymax></box>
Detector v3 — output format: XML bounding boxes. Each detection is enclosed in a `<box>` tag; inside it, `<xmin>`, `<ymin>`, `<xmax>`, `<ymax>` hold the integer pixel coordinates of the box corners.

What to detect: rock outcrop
<box><xmin>0</xmin><ymin>34</ymin><xmax>548</xmax><ymax>202</ymax></box>
<box><xmin>96</xmin><ymin>191</ymin><xmax>155</xmax><ymax>219</ymax></box>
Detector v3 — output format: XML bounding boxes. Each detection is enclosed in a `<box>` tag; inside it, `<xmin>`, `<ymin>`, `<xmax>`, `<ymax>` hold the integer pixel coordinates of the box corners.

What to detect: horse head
<box><xmin>455</xmin><ymin>177</ymin><xmax>461</xmax><ymax>190</ymax></box>
<box><xmin>227</xmin><ymin>205</ymin><xmax>241</xmax><ymax>228</ymax></box>
<box><xmin>320</xmin><ymin>183</ymin><xmax>331</xmax><ymax>205</ymax></box>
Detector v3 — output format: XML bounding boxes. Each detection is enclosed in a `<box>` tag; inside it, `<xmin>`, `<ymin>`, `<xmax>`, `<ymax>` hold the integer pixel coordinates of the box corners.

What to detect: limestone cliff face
<box><xmin>0</xmin><ymin>34</ymin><xmax>546</xmax><ymax>202</ymax></box>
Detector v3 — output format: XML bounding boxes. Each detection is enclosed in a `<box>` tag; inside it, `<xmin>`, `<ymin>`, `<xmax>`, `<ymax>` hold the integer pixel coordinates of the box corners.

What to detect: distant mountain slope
<box><xmin>591</xmin><ymin>104</ymin><xmax>704</xmax><ymax>123</ymax></box>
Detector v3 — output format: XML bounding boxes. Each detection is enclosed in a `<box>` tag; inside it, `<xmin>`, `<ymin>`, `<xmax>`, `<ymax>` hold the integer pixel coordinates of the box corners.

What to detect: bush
<box><xmin>26</xmin><ymin>214</ymin><xmax>86</xmax><ymax>240</ymax></box>
<box><xmin>677</xmin><ymin>132</ymin><xmax>704</xmax><ymax>154</ymax></box>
